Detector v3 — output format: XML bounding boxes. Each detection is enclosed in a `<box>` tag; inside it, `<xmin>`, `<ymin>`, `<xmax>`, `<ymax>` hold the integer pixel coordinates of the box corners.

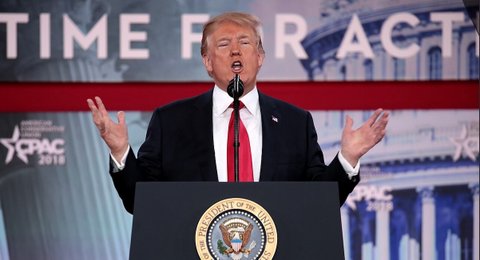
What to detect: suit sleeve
<box><xmin>109</xmin><ymin>148</ymin><xmax>141</xmax><ymax>214</ymax></box>
<box><xmin>109</xmin><ymin>108</ymin><xmax>164</xmax><ymax>214</ymax></box>
<box><xmin>304</xmin><ymin>112</ymin><xmax>359</xmax><ymax>205</ymax></box>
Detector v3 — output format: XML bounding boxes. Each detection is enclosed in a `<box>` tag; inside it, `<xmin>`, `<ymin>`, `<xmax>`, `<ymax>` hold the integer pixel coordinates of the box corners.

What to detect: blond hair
<box><xmin>200</xmin><ymin>12</ymin><xmax>265</xmax><ymax>57</ymax></box>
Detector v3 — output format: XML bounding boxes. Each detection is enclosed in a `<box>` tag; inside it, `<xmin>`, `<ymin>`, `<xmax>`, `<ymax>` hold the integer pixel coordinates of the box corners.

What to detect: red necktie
<box><xmin>227</xmin><ymin>102</ymin><xmax>254</xmax><ymax>182</ymax></box>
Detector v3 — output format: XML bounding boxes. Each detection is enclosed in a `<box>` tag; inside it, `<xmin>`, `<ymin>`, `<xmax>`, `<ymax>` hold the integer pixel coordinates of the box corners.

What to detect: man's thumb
<box><xmin>344</xmin><ymin>115</ymin><xmax>353</xmax><ymax>131</ymax></box>
<box><xmin>117</xmin><ymin>111</ymin><xmax>126</xmax><ymax>125</ymax></box>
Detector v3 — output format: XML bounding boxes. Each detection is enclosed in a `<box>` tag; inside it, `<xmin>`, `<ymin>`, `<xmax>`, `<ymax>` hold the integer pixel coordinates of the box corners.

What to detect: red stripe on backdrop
<box><xmin>0</xmin><ymin>80</ymin><xmax>478</xmax><ymax>112</ymax></box>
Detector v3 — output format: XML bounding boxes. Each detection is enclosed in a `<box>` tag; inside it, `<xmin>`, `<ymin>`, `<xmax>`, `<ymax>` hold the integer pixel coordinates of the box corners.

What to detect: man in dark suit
<box><xmin>87</xmin><ymin>12</ymin><xmax>389</xmax><ymax>214</ymax></box>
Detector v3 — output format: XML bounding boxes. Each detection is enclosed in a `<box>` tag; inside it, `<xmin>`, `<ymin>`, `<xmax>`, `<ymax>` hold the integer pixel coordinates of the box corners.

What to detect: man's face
<box><xmin>202</xmin><ymin>22</ymin><xmax>264</xmax><ymax>95</ymax></box>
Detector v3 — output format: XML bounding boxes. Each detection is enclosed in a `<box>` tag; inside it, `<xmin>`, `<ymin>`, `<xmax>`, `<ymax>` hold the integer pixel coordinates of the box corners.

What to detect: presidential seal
<box><xmin>195</xmin><ymin>198</ymin><xmax>277</xmax><ymax>260</ymax></box>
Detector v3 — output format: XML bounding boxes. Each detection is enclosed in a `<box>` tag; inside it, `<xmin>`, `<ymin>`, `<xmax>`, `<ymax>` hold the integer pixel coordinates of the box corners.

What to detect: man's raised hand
<box><xmin>340</xmin><ymin>109</ymin><xmax>389</xmax><ymax>167</ymax></box>
<box><xmin>87</xmin><ymin>97</ymin><xmax>129</xmax><ymax>161</ymax></box>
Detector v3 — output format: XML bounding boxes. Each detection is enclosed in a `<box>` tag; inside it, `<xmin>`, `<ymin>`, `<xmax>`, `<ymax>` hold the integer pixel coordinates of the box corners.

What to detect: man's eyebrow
<box><xmin>237</xmin><ymin>34</ymin><xmax>250</xmax><ymax>40</ymax></box>
<box><xmin>215</xmin><ymin>34</ymin><xmax>251</xmax><ymax>43</ymax></box>
<box><xmin>216</xmin><ymin>36</ymin><xmax>232</xmax><ymax>42</ymax></box>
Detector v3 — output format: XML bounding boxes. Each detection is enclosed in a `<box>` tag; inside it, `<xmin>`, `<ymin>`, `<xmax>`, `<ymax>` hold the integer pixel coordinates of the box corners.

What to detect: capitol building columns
<box><xmin>375</xmin><ymin>199</ymin><xmax>391</xmax><ymax>260</ymax></box>
<box><xmin>470</xmin><ymin>183</ymin><xmax>479</xmax><ymax>260</ymax></box>
<box><xmin>418</xmin><ymin>186</ymin><xmax>436</xmax><ymax>260</ymax></box>
<box><xmin>341</xmin><ymin>206</ymin><xmax>351</xmax><ymax>260</ymax></box>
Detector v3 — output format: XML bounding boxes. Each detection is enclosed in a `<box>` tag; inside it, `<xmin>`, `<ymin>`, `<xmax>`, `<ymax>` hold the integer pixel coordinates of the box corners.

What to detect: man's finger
<box><xmin>372</xmin><ymin>111</ymin><xmax>389</xmax><ymax>130</ymax></box>
<box><xmin>367</xmin><ymin>108</ymin><xmax>384</xmax><ymax>127</ymax></box>
<box><xmin>95</xmin><ymin>96</ymin><xmax>109</xmax><ymax>117</ymax></box>
<box><xmin>117</xmin><ymin>111</ymin><xmax>126</xmax><ymax>125</ymax></box>
<box><xmin>344</xmin><ymin>115</ymin><xmax>353</xmax><ymax>132</ymax></box>
<box><xmin>87</xmin><ymin>99</ymin><xmax>98</xmax><ymax>113</ymax></box>
<box><xmin>87</xmin><ymin>98</ymin><xmax>104</xmax><ymax>124</ymax></box>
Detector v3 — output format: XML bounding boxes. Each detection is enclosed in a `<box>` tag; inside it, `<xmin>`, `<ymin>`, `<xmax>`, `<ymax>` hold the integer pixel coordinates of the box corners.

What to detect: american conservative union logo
<box><xmin>0</xmin><ymin>120</ymin><xmax>65</xmax><ymax>166</ymax></box>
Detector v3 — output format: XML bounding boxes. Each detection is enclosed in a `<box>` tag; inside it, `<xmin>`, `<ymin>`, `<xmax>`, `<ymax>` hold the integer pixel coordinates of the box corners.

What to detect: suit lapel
<box><xmin>192</xmin><ymin>90</ymin><xmax>218</xmax><ymax>181</ymax></box>
<box><xmin>190</xmin><ymin>90</ymin><xmax>281</xmax><ymax>181</ymax></box>
<box><xmin>259</xmin><ymin>93</ymin><xmax>279</xmax><ymax>181</ymax></box>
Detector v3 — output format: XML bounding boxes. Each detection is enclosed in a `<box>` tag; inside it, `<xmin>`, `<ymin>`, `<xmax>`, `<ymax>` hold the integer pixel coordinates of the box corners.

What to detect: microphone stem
<box><xmin>233</xmin><ymin>95</ymin><xmax>240</xmax><ymax>182</ymax></box>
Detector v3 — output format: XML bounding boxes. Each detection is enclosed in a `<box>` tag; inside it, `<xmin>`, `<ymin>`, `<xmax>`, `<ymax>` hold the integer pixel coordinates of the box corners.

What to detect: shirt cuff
<box><xmin>110</xmin><ymin>145</ymin><xmax>130</xmax><ymax>172</ymax></box>
<box><xmin>338</xmin><ymin>151</ymin><xmax>360</xmax><ymax>180</ymax></box>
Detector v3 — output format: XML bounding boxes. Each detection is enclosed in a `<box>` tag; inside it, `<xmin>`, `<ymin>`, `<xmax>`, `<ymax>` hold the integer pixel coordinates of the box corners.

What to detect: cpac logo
<box><xmin>0</xmin><ymin>126</ymin><xmax>65</xmax><ymax>164</ymax></box>
<box><xmin>346</xmin><ymin>185</ymin><xmax>393</xmax><ymax>211</ymax></box>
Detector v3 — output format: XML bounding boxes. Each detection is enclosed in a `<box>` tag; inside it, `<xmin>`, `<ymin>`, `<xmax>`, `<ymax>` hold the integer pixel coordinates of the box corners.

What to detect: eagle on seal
<box><xmin>219</xmin><ymin>223</ymin><xmax>254</xmax><ymax>255</ymax></box>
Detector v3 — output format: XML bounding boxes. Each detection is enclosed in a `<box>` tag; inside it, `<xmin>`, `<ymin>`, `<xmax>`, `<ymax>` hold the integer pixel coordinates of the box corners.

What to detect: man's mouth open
<box><xmin>231</xmin><ymin>61</ymin><xmax>243</xmax><ymax>73</ymax></box>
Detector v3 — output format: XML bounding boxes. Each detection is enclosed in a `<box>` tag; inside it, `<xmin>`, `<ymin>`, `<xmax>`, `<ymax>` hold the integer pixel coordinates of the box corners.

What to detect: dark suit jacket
<box><xmin>110</xmin><ymin>90</ymin><xmax>359</xmax><ymax>213</ymax></box>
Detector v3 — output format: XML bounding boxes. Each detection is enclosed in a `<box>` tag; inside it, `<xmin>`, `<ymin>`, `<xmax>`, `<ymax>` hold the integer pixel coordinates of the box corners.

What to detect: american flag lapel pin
<box><xmin>271</xmin><ymin>115</ymin><xmax>278</xmax><ymax>123</ymax></box>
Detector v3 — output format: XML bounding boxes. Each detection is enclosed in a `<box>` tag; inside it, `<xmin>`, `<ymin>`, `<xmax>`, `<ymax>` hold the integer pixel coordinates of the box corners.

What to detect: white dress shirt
<box><xmin>111</xmin><ymin>86</ymin><xmax>360</xmax><ymax>180</ymax></box>
<box><xmin>212</xmin><ymin>85</ymin><xmax>262</xmax><ymax>182</ymax></box>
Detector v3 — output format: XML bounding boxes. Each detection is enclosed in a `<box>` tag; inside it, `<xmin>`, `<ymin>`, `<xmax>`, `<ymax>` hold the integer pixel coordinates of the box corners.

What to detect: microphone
<box><xmin>227</xmin><ymin>74</ymin><xmax>244</xmax><ymax>182</ymax></box>
<box><xmin>227</xmin><ymin>74</ymin><xmax>244</xmax><ymax>99</ymax></box>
